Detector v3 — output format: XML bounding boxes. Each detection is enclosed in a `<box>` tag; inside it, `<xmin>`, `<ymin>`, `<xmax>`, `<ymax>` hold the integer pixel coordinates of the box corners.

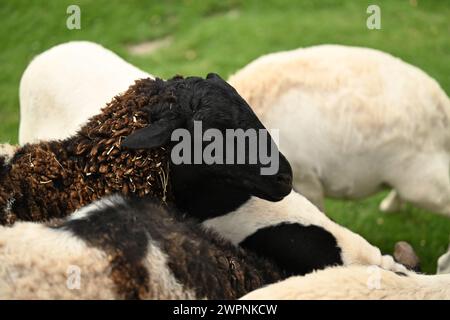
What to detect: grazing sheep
<box><xmin>0</xmin><ymin>192</ymin><xmax>406</xmax><ymax>300</ymax></box>
<box><xmin>19</xmin><ymin>41</ymin><xmax>152</xmax><ymax>144</ymax></box>
<box><xmin>240</xmin><ymin>265</ymin><xmax>450</xmax><ymax>300</ymax></box>
<box><xmin>1</xmin><ymin>74</ymin><xmax>292</xmax><ymax>225</ymax></box>
<box><xmin>228</xmin><ymin>44</ymin><xmax>450</xmax><ymax>216</ymax></box>
<box><xmin>438</xmin><ymin>246</ymin><xmax>450</xmax><ymax>274</ymax></box>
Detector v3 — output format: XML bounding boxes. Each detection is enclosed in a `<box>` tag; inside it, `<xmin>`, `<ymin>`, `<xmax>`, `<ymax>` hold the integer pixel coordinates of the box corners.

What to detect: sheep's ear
<box><xmin>121</xmin><ymin>121</ymin><xmax>174</xmax><ymax>149</ymax></box>
<box><xmin>206</xmin><ymin>73</ymin><xmax>222</xmax><ymax>80</ymax></box>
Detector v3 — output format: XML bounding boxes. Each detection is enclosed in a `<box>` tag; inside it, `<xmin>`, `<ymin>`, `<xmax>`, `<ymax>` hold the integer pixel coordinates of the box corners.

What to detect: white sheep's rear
<box><xmin>229</xmin><ymin>44</ymin><xmax>450</xmax><ymax>217</ymax></box>
<box><xmin>240</xmin><ymin>265</ymin><xmax>450</xmax><ymax>300</ymax></box>
<box><xmin>19</xmin><ymin>41</ymin><xmax>152</xmax><ymax>144</ymax></box>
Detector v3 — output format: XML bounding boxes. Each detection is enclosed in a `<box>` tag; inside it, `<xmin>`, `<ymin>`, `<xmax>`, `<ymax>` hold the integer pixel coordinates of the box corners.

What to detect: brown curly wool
<box><xmin>0</xmin><ymin>78</ymin><xmax>174</xmax><ymax>225</ymax></box>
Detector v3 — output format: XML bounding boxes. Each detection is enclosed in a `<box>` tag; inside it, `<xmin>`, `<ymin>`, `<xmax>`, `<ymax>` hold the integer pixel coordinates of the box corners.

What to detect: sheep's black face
<box><xmin>123</xmin><ymin>73</ymin><xmax>292</xmax><ymax>207</ymax></box>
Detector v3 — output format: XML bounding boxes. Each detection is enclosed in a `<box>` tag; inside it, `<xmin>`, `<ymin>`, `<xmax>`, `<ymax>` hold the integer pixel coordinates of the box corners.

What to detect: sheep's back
<box><xmin>229</xmin><ymin>44</ymin><xmax>450</xmax><ymax>153</ymax></box>
<box><xmin>240</xmin><ymin>265</ymin><xmax>450</xmax><ymax>300</ymax></box>
<box><xmin>1</xmin><ymin>78</ymin><xmax>171</xmax><ymax>225</ymax></box>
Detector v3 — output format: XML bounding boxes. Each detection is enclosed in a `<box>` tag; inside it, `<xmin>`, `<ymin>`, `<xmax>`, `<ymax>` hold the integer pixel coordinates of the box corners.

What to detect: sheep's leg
<box><xmin>437</xmin><ymin>247</ymin><xmax>450</xmax><ymax>274</ymax></box>
<box><xmin>324</xmin><ymin>220</ymin><xmax>408</xmax><ymax>273</ymax></box>
<box><xmin>292</xmin><ymin>171</ymin><xmax>325</xmax><ymax>212</ymax></box>
<box><xmin>393</xmin><ymin>158</ymin><xmax>450</xmax><ymax>217</ymax></box>
<box><xmin>379</xmin><ymin>190</ymin><xmax>404</xmax><ymax>213</ymax></box>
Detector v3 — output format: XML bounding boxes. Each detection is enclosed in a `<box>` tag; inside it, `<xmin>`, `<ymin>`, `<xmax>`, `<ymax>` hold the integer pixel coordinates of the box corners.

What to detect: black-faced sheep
<box><xmin>1</xmin><ymin>74</ymin><xmax>292</xmax><ymax>225</ymax></box>
<box><xmin>22</xmin><ymin>42</ymin><xmax>450</xmax><ymax>218</ymax></box>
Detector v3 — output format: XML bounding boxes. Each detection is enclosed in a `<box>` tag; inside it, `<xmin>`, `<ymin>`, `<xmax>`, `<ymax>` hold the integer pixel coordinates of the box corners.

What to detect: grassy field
<box><xmin>1</xmin><ymin>0</ymin><xmax>449</xmax><ymax>273</ymax></box>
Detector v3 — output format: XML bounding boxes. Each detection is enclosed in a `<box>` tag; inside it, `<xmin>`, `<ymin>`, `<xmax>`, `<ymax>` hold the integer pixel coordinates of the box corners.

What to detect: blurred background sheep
<box><xmin>0</xmin><ymin>0</ymin><xmax>449</xmax><ymax>273</ymax></box>
<box><xmin>229</xmin><ymin>45</ymin><xmax>450</xmax><ymax>216</ymax></box>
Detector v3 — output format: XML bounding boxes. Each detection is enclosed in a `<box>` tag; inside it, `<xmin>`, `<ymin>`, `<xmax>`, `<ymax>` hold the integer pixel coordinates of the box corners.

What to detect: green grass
<box><xmin>1</xmin><ymin>0</ymin><xmax>449</xmax><ymax>273</ymax></box>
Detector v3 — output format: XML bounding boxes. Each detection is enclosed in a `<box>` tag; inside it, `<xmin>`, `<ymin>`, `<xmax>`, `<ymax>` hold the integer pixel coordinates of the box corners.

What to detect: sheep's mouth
<box><xmin>255</xmin><ymin>185</ymin><xmax>292</xmax><ymax>202</ymax></box>
<box><xmin>241</xmin><ymin>175</ymin><xmax>292</xmax><ymax>202</ymax></box>
<box><xmin>257</xmin><ymin>192</ymin><xmax>286</xmax><ymax>202</ymax></box>
<box><xmin>250</xmin><ymin>188</ymin><xmax>289</xmax><ymax>202</ymax></box>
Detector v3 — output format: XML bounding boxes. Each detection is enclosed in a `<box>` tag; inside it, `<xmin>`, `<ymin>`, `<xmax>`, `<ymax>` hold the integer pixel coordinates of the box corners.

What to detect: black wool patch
<box><xmin>59</xmin><ymin>196</ymin><xmax>285</xmax><ymax>300</ymax></box>
<box><xmin>240</xmin><ymin>223</ymin><xmax>343</xmax><ymax>276</ymax></box>
<box><xmin>60</xmin><ymin>197</ymin><xmax>151</xmax><ymax>299</ymax></box>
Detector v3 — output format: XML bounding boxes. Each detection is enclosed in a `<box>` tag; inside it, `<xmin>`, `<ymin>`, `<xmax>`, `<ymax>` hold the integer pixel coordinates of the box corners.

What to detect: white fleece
<box><xmin>19</xmin><ymin>41</ymin><xmax>153</xmax><ymax>144</ymax></box>
<box><xmin>240</xmin><ymin>265</ymin><xmax>450</xmax><ymax>300</ymax></box>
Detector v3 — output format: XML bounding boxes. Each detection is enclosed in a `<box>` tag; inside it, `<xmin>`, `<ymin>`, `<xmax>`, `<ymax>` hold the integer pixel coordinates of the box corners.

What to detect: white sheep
<box><xmin>240</xmin><ymin>265</ymin><xmax>450</xmax><ymax>300</ymax></box>
<box><xmin>19</xmin><ymin>41</ymin><xmax>151</xmax><ymax>144</ymax></box>
<box><xmin>0</xmin><ymin>220</ymin><xmax>119</xmax><ymax>299</ymax></box>
<box><xmin>228</xmin><ymin>44</ymin><xmax>450</xmax><ymax>216</ymax></box>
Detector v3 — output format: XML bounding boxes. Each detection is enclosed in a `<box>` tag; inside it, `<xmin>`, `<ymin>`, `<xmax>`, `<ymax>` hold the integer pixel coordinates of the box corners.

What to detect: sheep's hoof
<box><xmin>394</xmin><ymin>241</ymin><xmax>421</xmax><ymax>272</ymax></box>
<box><xmin>379</xmin><ymin>190</ymin><xmax>403</xmax><ymax>213</ymax></box>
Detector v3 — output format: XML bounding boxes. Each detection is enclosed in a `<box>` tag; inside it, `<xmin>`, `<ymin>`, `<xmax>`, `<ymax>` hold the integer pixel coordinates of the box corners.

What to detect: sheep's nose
<box><xmin>276</xmin><ymin>173</ymin><xmax>292</xmax><ymax>187</ymax></box>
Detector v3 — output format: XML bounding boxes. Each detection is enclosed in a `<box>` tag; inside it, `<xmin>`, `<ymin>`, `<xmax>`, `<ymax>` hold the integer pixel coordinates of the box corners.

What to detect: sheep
<box><xmin>0</xmin><ymin>191</ymin><xmax>407</xmax><ymax>299</ymax></box>
<box><xmin>228</xmin><ymin>44</ymin><xmax>450</xmax><ymax>217</ymax></box>
<box><xmin>19</xmin><ymin>41</ymin><xmax>152</xmax><ymax>144</ymax></box>
<box><xmin>1</xmin><ymin>73</ymin><xmax>293</xmax><ymax>225</ymax></box>
<box><xmin>438</xmin><ymin>246</ymin><xmax>450</xmax><ymax>274</ymax></box>
<box><xmin>240</xmin><ymin>265</ymin><xmax>450</xmax><ymax>300</ymax></box>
